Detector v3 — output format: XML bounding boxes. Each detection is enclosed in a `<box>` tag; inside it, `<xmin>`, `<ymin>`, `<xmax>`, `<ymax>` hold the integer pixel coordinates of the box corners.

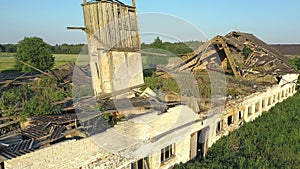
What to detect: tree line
<box><xmin>1</xmin><ymin>37</ymin><xmax>201</xmax><ymax>55</ymax></box>
<box><xmin>0</xmin><ymin>43</ymin><xmax>87</xmax><ymax>54</ymax></box>
<box><xmin>142</xmin><ymin>37</ymin><xmax>203</xmax><ymax>69</ymax></box>
<box><xmin>142</xmin><ymin>37</ymin><xmax>202</xmax><ymax>56</ymax></box>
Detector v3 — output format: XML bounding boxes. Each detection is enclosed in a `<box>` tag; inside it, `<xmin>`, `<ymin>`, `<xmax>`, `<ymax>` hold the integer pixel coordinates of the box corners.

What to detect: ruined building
<box><xmin>0</xmin><ymin>0</ymin><xmax>299</xmax><ymax>169</ymax></box>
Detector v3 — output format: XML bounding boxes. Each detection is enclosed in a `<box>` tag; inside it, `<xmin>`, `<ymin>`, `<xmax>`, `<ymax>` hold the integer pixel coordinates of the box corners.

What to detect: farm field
<box><xmin>0</xmin><ymin>52</ymin><xmax>181</xmax><ymax>72</ymax></box>
<box><xmin>0</xmin><ymin>53</ymin><xmax>86</xmax><ymax>72</ymax></box>
<box><xmin>0</xmin><ymin>53</ymin><xmax>15</xmax><ymax>72</ymax></box>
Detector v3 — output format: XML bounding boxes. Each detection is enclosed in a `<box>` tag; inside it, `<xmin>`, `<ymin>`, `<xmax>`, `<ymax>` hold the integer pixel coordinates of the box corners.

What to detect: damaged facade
<box><xmin>0</xmin><ymin>0</ymin><xmax>299</xmax><ymax>169</ymax></box>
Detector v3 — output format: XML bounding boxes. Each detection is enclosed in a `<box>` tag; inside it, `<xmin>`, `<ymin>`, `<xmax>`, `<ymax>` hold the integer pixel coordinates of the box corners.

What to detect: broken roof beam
<box><xmin>67</xmin><ymin>27</ymin><xmax>87</xmax><ymax>32</ymax></box>
<box><xmin>211</xmin><ymin>36</ymin><xmax>241</xmax><ymax>77</ymax></box>
<box><xmin>18</xmin><ymin>60</ymin><xmax>57</xmax><ymax>79</ymax></box>
<box><xmin>0</xmin><ymin>121</ymin><xmax>19</xmax><ymax>129</ymax></box>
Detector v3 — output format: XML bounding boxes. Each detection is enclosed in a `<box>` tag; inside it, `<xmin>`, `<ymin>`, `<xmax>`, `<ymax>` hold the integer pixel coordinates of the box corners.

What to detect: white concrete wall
<box><xmin>4</xmin><ymin>138</ymin><xmax>130</xmax><ymax>169</ymax></box>
<box><xmin>91</xmin><ymin>51</ymin><xmax>144</xmax><ymax>95</ymax></box>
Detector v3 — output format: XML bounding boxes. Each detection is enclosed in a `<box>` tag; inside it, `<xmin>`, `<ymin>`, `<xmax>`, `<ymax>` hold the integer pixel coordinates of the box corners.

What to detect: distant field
<box><xmin>53</xmin><ymin>54</ymin><xmax>79</xmax><ymax>68</ymax></box>
<box><xmin>0</xmin><ymin>53</ymin><xmax>88</xmax><ymax>72</ymax></box>
<box><xmin>0</xmin><ymin>53</ymin><xmax>15</xmax><ymax>72</ymax></box>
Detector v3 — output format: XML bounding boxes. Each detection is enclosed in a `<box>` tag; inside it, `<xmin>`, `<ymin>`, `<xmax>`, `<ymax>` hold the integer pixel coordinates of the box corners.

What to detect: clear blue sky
<box><xmin>1</xmin><ymin>0</ymin><xmax>300</xmax><ymax>45</ymax></box>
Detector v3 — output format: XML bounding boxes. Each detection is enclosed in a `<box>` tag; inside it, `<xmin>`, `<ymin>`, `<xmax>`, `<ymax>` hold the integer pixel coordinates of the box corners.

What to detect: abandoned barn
<box><xmin>0</xmin><ymin>0</ymin><xmax>299</xmax><ymax>169</ymax></box>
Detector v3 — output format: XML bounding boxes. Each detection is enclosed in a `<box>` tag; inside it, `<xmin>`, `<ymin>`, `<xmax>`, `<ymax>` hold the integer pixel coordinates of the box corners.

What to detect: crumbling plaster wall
<box><xmin>90</xmin><ymin>51</ymin><xmax>144</xmax><ymax>95</ymax></box>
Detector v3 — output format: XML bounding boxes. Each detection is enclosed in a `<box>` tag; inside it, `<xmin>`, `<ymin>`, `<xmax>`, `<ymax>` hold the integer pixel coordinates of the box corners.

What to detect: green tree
<box><xmin>142</xmin><ymin>37</ymin><xmax>196</xmax><ymax>56</ymax></box>
<box><xmin>15</xmin><ymin>37</ymin><xmax>54</xmax><ymax>72</ymax></box>
<box><xmin>152</xmin><ymin>37</ymin><xmax>163</xmax><ymax>48</ymax></box>
<box><xmin>3</xmin><ymin>44</ymin><xmax>17</xmax><ymax>53</ymax></box>
<box><xmin>0</xmin><ymin>44</ymin><xmax>5</xmax><ymax>52</ymax></box>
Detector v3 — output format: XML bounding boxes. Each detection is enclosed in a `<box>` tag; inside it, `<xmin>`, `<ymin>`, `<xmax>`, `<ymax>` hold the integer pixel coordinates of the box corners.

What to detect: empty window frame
<box><xmin>262</xmin><ymin>99</ymin><xmax>266</xmax><ymax>108</ymax></box>
<box><xmin>238</xmin><ymin>111</ymin><xmax>243</xmax><ymax>120</ymax></box>
<box><xmin>292</xmin><ymin>86</ymin><xmax>295</xmax><ymax>93</ymax></box>
<box><xmin>255</xmin><ymin>102</ymin><xmax>260</xmax><ymax>113</ymax></box>
<box><xmin>161</xmin><ymin>144</ymin><xmax>175</xmax><ymax>163</ymax></box>
<box><xmin>248</xmin><ymin>106</ymin><xmax>252</xmax><ymax>116</ymax></box>
<box><xmin>131</xmin><ymin>157</ymin><xmax>149</xmax><ymax>169</ymax></box>
<box><xmin>216</xmin><ymin>120</ymin><xmax>223</xmax><ymax>134</ymax></box>
<box><xmin>227</xmin><ymin>115</ymin><xmax>233</xmax><ymax>126</ymax></box>
<box><xmin>293</xmin><ymin>85</ymin><xmax>296</xmax><ymax>93</ymax></box>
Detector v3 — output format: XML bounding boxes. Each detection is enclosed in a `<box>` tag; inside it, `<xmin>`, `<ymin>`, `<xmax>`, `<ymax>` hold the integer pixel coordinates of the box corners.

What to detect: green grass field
<box><xmin>0</xmin><ymin>53</ymin><xmax>88</xmax><ymax>72</ymax></box>
<box><xmin>0</xmin><ymin>53</ymin><xmax>15</xmax><ymax>71</ymax></box>
<box><xmin>53</xmin><ymin>54</ymin><xmax>79</xmax><ymax>68</ymax></box>
<box><xmin>0</xmin><ymin>52</ymin><xmax>184</xmax><ymax>72</ymax></box>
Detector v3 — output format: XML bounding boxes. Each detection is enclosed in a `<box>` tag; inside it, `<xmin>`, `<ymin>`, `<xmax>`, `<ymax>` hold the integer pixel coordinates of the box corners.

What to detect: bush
<box><xmin>0</xmin><ymin>76</ymin><xmax>71</xmax><ymax>119</ymax></box>
<box><xmin>21</xmin><ymin>96</ymin><xmax>53</xmax><ymax>118</ymax></box>
<box><xmin>143</xmin><ymin>75</ymin><xmax>163</xmax><ymax>91</ymax></box>
<box><xmin>0</xmin><ymin>86</ymin><xmax>32</xmax><ymax>116</ymax></box>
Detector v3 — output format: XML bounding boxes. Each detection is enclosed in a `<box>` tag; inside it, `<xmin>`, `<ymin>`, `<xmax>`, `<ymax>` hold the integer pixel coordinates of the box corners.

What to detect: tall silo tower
<box><xmin>70</xmin><ymin>0</ymin><xmax>144</xmax><ymax>95</ymax></box>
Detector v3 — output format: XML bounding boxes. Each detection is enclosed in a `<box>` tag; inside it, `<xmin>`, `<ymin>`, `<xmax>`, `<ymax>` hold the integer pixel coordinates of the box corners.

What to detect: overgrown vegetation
<box><xmin>174</xmin><ymin>92</ymin><xmax>300</xmax><ymax>169</ymax></box>
<box><xmin>243</xmin><ymin>47</ymin><xmax>253</xmax><ymax>59</ymax></box>
<box><xmin>0</xmin><ymin>76</ymin><xmax>71</xmax><ymax>119</ymax></box>
<box><xmin>288</xmin><ymin>57</ymin><xmax>300</xmax><ymax>70</ymax></box>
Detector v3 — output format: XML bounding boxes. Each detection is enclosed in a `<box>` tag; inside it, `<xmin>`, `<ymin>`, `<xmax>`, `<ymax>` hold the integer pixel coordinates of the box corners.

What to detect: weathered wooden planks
<box><xmin>82</xmin><ymin>1</ymin><xmax>140</xmax><ymax>51</ymax></box>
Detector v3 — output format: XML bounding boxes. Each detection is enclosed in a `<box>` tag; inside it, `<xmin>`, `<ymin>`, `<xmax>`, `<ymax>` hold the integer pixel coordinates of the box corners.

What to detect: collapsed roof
<box><xmin>178</xmin><ymin>31</ymin><xmax>298</xmax><ymax>84</ymax></box>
